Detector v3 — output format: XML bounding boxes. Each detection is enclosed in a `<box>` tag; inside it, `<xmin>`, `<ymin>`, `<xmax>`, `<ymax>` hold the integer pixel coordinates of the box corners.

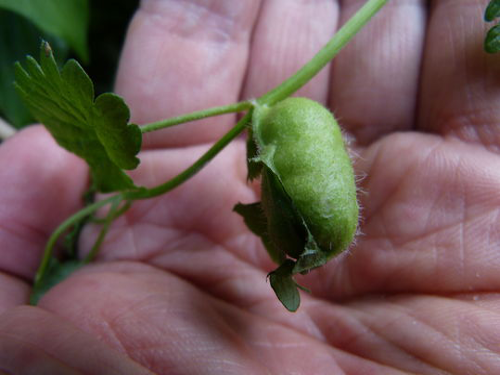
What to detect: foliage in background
<box><xmin>0</xmin><ymin>10</ymin><xmax>69</xmax><ymax>127</ymax></box>
<box><xmin>485</xmin><ymin>0</ymin><xmax>500</xmax><ymax>53</ymax></box>
<box><xmin>0</xmin><ymin>0</ymin><xmax>89</xmax><ymax>61</ymax></box>
<box><xmin>0</xmin><ymin>0</ymin><xmax>138</xmax><ymax>129</ymax></box>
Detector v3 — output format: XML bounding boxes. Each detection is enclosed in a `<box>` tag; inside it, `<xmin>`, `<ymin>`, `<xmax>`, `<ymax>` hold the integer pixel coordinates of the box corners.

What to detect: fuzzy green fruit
<box><xmin>254</xmin><ymin>97</ymin><xmax>359</xmax><ymax>259</ymax></box>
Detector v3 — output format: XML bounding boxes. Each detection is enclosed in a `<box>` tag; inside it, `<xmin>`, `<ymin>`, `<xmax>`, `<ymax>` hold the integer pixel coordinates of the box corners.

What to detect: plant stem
<box><xmin>34</xmin><ymin>195</ymin><xmax>121</xmax><ymax>285</ymax></box>
<box><xmin>83</xmin><ymin>199</ymin><xmax>129</xmax><ymax>263</ymax></box>
<box><xmin>259</xmin><ymin>0</ymin><xmax>388</xmax><ymax>106</ymax></box>
<box><xmin>125</xmin><ymin>111</ymin><xmax>252</xmax><ymax>200</ymax></box>
<box><xmin>140</xmin><ymin>101</ymin><xmax>253</xmax><ymax>133</ymax></box>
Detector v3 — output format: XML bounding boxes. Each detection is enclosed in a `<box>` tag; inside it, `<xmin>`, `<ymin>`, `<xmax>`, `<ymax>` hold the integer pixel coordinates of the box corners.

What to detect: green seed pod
<box><xmin>254</xmin><ymin>97</ymin><xmax>359</xmax><ymax>260</ymax></box>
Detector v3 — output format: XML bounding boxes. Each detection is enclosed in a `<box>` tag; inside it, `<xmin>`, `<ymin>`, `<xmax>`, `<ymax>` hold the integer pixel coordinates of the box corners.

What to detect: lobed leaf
<box><xmin>15</xmin><ymin>41</ymin><xmax>142</xmax><ymax>192</ymax></box>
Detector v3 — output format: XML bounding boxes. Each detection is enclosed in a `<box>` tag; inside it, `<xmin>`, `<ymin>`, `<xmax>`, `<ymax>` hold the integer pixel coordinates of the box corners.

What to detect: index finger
<box><xmin>114</xmin><ymin>0</ymin><xmax>261</xmax><ymax>149</ymax></box>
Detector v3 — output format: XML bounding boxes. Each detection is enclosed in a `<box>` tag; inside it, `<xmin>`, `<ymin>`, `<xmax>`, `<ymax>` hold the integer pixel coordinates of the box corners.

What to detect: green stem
<box><xmin>83</xmin><ymin>199</ymin><xmax>129</xmax><ymax>264</ymax></box>
<box><xmin>125</xmin><ymin>111</ymin><xmax>252</xmax><ymax>200</ymax></box>
<box><xmin>140</xmin><ymin>101</ymin><xmax>253</xmax><ymax>133</ymax></box>
<box><xmin>259</xmin><ymin>0</ymin><xmax>387</xmax><ymax>106</ymax></box>
<box><xmin>34</xmin><ymin>195</ymin><xmax>121</xmax><ymax>285</ymax></box>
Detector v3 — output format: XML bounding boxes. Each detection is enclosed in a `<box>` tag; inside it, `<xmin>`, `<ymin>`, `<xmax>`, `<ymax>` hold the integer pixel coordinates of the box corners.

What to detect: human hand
<box><xmin>2</xmin><ymin>1</ymin><xmax>500</xmax><ymax>374</ymax></box>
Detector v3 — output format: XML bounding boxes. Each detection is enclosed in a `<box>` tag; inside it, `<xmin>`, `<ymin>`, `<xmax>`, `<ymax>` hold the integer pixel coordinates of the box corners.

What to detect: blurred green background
<box><xmin>0</xmin><ymin>0</ymin><xmax>139</xmax><ymax>129</ymax></box>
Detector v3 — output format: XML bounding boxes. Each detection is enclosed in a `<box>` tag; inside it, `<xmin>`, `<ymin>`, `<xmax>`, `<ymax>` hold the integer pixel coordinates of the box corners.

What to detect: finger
<box><xmin>115</xmin><ymin>0</ymin><xmax>261</xmax><ymax>149</ymax></box>
<box><xmin>418</xmin><ymin>0</ymin><xmax>500</xmax><ymax>152</ymax></box>
<box><xmin>0</xmin><ymin>306</ymin><xmax>152</xmax><ymax>374</ymax></box>
<box><xmin>0</xmin><ymin>273</ymin><xmax>29</xmax><ymax>314</ymax></box>
<box><xmin>301</xmin><ymin>132</ymin><xmax>500</xmax><ymax>298</ymax></box>
<box><xmin>241</xmin><ymin>0</ymin><xmax>339</xmax><ymax>105</ymax></box>
<box><xmin>329</xmin><ymin>0</ymin><xmax>427</xmax><ymax>145</ymax></box>
<box><xmin>0</xmin><ymin>126</ymin><xmax>87</xmax><ymax>280</ymax></box>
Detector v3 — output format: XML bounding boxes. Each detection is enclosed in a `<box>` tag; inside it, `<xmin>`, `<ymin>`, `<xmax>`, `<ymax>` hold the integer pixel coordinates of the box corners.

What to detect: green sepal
<box><xmin>268</xmin><ymin>259</ymin><xmax>300</xmax><ymax>312</ymax></box>
<box><xmin>250</xmin><ymin>103</ymin><xmax>277</xmax><ymax>174</ymax></box>
<box><xmin>14</xmin><ymin>41</ymin><xmax>142</xmax><ymax>192</ymax></box>
<box><xmin>293</xmin><ymin>234</ymin><xmax>328</xmax><ymax>274</ymax></box>
<box><xmin>261</xmin><ymin>168</ymin><xmax>307</xmax><ymax>259</ymax></box>
<box><xmin>233</xmin><ymin>202</ymin><xmax>285</xmax><ymax>264</ymax></box>
<box><xmin>246</xmin><ymin>126</ymin><xmax>263</xmax><ymax>181</ymax></box>
<box><xmin>485</xmin><ymin>24</ymin><xmax>500</xmax><ymax>53</ymax></box>
<box><xmin>485</xmin><ymin>0</ymin><xmax>500</xmax><ymax>22</ymax></box>
<box><xmin>30</xmin><ymin>258</ymin><xmax>83</xmax><ymax>305</ymax></box>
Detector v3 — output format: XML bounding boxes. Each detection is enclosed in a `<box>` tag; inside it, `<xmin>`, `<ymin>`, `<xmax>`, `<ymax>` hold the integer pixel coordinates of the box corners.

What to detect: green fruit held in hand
<box><xmin>236</xmin><ymin>97</ymin><xmax>359</xmax><ymax>311</ymax></box>
<box><xmin>254</xmin><ymin>97</ymin><xmax>359</xmax><ymax>261</ymax></box>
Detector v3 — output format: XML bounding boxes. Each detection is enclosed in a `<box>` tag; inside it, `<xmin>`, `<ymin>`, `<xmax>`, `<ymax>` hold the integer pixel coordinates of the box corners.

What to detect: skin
<box><xmin>1</xmin><ymin>0</ymin><xmax>500</xmax><ymax>373</ymax></box>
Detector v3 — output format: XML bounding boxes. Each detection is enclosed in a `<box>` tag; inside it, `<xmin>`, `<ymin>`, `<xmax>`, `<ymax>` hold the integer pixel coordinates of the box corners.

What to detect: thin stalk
<box><xmin>83</xmin><ymin>199</ymin><xmax>128</xmax><ymax>263</ymax></box>
<box><xmin>126</xmin><ymin>111</ymin><xmax>252</xmax><ymax>200</ymax></box>
<box><xmin>259</xmin><ymin>0</ymin><xmax>388</xmax><ymax>106</ymax></box>
<box><xmin>34</xmin><ymin>195</ymin><xmax>121</xmax><ymax>285</ymax></box>
<box><xmin>140</xmin><ymin>101</ymin><xmax>253</xmax><ymax>133</ymax></box>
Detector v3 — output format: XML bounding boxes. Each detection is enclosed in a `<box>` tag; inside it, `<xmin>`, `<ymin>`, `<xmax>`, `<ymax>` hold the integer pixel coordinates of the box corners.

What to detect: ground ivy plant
<box><xmin>15</xmin><ymin>0</ymin><xmax>389</xmax><ymax>311</ymax></box>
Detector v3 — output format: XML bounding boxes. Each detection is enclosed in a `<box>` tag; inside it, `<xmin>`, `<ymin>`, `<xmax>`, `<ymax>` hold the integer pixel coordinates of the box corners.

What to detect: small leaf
<box><xmin>485</xmin><ymin>24</ymin><xmax>500</xmax><ymax>53</ymax></box>
<box><xmin>15</xmin><ymin>41</ymin><xmax>142</xmax><ymax>192</ymax></box>
<box><xmin>269</xmin><ymin>260</ymin><xmax>300</xmax><ymax>312</ymax></box>
<box><xmin>234</xmin><ymin>202</ymin><xmax>285</xmax><ymax>264</ymax></box>
<box><xmin>485</xmin><ymin>0</ymin><xmax>500</xmax><ymax>22</ymax></box>
<box><xmin>30</xmin><ymin>259</ymin><xmax>83</xmax><ymax>305</ymax></box>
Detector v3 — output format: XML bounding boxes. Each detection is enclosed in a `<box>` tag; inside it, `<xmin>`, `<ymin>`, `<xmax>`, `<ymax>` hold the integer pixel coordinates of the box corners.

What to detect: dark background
<box><xmin>0</xmin><ymin>0</ymin><xmax>139</xmax><ymax>129</ymax></box>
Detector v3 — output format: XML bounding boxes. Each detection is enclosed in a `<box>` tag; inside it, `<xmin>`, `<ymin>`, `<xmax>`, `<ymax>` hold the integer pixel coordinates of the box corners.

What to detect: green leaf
<box><xmin>485</xmin><ymin>0</ymin><xmax>500</xmax><ymax>22</ymax></box>
<box><xmin>246</xmin><ymin>126</ymin><xmax>263</xmax><ymax>181</ymax></box>
<box><xmin>30</xmin><ymin>259</ymin><xmax>83</xmax><ymax>305</ymax></box>
<box><xmin>15</xmin><ymin>41</ymin><xmax>142</xmax><ymax>192</ymax></box>
<box><xmin>485</xmin><ymin>24</ymin><xmax>500</xmax><ymax>53</ymax></box>
<box><xmin>234</xmin><ymin>202</ymin><xmax>285</xmax><ymax>264</ymax></box>
<box><xmin>0</xmin><ymin>0</ymin><xmax>89</xmax><ymax>62</ymax></box>
<box><xmin>268</xmin><ymin>260</ymin><xmax>300</xmax><ymax>312</ymax></box>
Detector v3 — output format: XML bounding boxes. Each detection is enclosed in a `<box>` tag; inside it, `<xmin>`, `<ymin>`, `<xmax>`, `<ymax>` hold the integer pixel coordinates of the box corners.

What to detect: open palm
<box><xmin>2</xmin><ymin>1</ymin><xmax>500</xmax><ymax>374</ymax></box>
